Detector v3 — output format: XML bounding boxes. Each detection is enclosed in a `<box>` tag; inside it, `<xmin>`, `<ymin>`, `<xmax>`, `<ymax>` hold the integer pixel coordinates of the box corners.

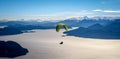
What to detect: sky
<box><xmin>0</xmin><ymin>0</ymin><xmax>120</xmax><ymax>20</ymax></box>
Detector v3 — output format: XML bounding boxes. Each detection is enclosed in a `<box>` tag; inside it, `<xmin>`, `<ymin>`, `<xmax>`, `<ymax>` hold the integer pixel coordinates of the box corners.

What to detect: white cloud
<box><xmin>25</xmin><ymin>10</ymin><xmax>94</xmax><ymax>20</ymax></box>
<box><xmin>93</xmin><ymin>9</ymin><xmax>120</xmax><ymax>13</ymax></box>
<box><xmin>93</xmin><ymin>9</ymin><xmax>103</xmax><ymax>12</ymax></box>
<box><xmin>0</xmin><ymin>10</ymin><xmax>94</xmax><ymax>21</ymax></box>
<box><xmin>103</xmin><ymin>10</ymin><xmax>120</xmax><ymax>13</ymax></box>
<box><xmin>1</xmin><ymin>10</ymin><xmax>120</xmax><ymax>21</ymax></box>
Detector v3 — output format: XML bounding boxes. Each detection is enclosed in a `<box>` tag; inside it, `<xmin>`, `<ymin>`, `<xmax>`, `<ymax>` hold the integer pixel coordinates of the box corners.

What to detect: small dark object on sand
<box><xmin>59</xmin><ymin>41</ymin><xmax>63</xmax><ymax>44</ymax></box>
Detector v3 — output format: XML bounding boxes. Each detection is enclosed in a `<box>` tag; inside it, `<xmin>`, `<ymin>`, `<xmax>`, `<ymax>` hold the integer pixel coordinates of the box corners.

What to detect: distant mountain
<box><xmin>64</xmin><ymin>20</ymin><xmax>120</xmax><ymax>39</ymax></box>
<box><xmin>105</xmin><ymin>19</ymin><xmax>120</xmax><ymax>33</ymax></box>
<box><xmin>0</xmin><ymin>27</ymin><xmax>22</xmax><ymax>36</ymax></box>
<box><xmin>87</xmin><ymin>23</ymin><xmax>104</xmax><ymax>30</ymax></box>
<box><xmin>0</xmin><ymin>21</ymin><xmax>56</xmax><ymax>36</ymax></box>
<box><xmin>76</xmin><ymin>20</ymin><xmax>110</xmax><ymax>27</ymax></box>
<box><xmin>0</xmin><ymin>16</ymin><xmax>120</xmax><ymax>36</ymax></box>
<box><xmin>59</xmin><ymin>16</ymin><xmax>113</xmax><ymax>28</ymax></box>
<box><xmin>0</xmin><ymin>21</ymin><xmax>56</xmax><ymax>28</ymax></box>
<box><xmin>58</xmin><ymin>19</ymin><xmax>79</xmax><ymax>28</ymax></box>
<box><xmin>0</xmin><ymin>16</ymin><xmax>117</xmax><ymax>28</ymax></box>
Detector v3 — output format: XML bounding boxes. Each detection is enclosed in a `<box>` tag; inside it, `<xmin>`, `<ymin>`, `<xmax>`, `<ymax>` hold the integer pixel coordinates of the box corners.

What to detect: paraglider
<box><xmin>56</xmin><ymin>23</ymin><xmax>69</xmax><ymax>44</ymax></box>
<box><xmin>56</xmin><ymin>23</ymin><xmax>69</xmax><ymax>32</ymax></box>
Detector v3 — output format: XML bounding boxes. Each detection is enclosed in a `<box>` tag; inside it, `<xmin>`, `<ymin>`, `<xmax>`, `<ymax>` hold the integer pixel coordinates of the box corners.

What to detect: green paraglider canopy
<box><xmin>56</xmin><ymin>23</ymin><xmax>69</xmax><ymax>32</ymax></box>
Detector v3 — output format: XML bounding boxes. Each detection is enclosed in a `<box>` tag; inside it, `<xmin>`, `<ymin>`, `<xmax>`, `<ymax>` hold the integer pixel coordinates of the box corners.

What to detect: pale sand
<box><xmin>0</xmin><ymin>29</ymin><xmax>120</xmax><ymax>59</ymax></box>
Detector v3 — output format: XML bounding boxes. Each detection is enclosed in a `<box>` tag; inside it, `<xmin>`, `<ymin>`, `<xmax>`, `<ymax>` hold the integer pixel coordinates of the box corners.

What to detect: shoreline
<box><xmin>0</xmin><ymin>29</ymin><xmax>120</xmax><ymax>59</ymax></box>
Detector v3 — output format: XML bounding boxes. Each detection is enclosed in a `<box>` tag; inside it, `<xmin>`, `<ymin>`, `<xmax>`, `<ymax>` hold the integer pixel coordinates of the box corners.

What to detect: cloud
<box><xmin>1</xmin><ymin>10</ymin><xmax>120</xmax><ymax>21</ymax></box>
<box><xmin>25</xmin><ymin>10</ymin><xmax>94</xmax><ymax>20</ymax></box>
<box><xmin>93</xmin><ymin>9</ymin><xmax>120</xmax><ymax>13</ymax></box>
<box><xmin>103</xmin><ymin>10</ymin><xmax>120</xmax><ymax>13</ymax></box>
<box><xmin>93</xmin><ymin>9</ymin><xmax>103</xmax><ymax>12</ymax></box>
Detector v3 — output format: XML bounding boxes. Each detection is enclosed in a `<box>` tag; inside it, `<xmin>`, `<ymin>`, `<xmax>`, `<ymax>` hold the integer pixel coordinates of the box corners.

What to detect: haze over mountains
<box><xmin>0</xmin><ymin>16</ymin><xmax>120</xmax><ymax>39</ymax></box>
<box><xmin>1</xmin><ymin>16</ymin><xmax>118</xmax><ymax>27</ymax></box>
<box><xmin>64</xmin><ymin>19</ymin><xmax>120</xmax><ymax>39</ymax></box>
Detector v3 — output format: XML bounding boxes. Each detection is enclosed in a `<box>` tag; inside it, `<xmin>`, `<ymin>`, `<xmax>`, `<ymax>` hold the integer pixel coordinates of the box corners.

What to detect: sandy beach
<box><xmin>0</xmin><ymin>29</ymin><xmax>120</xmax><ymax>59</ymax></box>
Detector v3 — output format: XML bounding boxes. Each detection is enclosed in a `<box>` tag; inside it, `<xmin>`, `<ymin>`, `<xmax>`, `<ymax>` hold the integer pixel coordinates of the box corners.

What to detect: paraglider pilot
<box><xmin>59</xmin><ymin>41</ymin><xmax>63</xmax><ymax>44</ymax></box>
<box><xmin>56</xmin><ymin>23</ymin><xmax>69</xmax><ymax>44</ymax></box>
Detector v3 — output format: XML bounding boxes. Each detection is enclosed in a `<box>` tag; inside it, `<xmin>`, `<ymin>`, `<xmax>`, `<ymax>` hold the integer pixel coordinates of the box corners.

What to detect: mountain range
<box><xmin>64</xmin><ymin>19</ymin><xmax>120</xmax><ymax>39</ymax></box>
<box><xmin>0</xmin><ymin>16</ymin><xmax>120</xmax><ymax>37</ymax></box>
